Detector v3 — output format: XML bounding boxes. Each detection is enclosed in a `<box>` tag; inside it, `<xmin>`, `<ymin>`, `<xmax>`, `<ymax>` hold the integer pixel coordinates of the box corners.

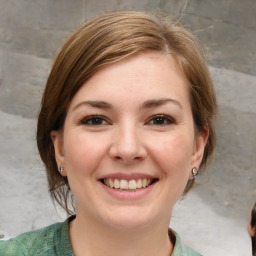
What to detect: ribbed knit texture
<box><xmin>0</xmin><ymin>216</ymin><xmax>202</xmax><ymax>256</ymax></box>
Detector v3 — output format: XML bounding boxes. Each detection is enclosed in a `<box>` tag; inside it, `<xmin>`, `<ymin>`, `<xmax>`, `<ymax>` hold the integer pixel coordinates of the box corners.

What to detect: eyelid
<box><xmin>146</xmin><ymin>114</ymin><xmax>175</xmax><ymax>125</ymax></box>
<box><xmin>78</xmin><ymin>115</ymin><xmax>111</xmax><ymax>126</ymax></box>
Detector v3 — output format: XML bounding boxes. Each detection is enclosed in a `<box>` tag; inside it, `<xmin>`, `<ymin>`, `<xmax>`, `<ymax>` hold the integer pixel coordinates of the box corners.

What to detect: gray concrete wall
<box><xmin>0</xmin><ymin>1</ymin><xmax>255</xmax><ymax>255</ymax></box>
<box><xmin>0</xmin><ymin>0</ymin><xmax>256</xmax><ymax>118</ymax></box>
<box><xmin>1</xmin><ymin>0</ymin><xmax>255</xmax><ymax>117</ymax></box>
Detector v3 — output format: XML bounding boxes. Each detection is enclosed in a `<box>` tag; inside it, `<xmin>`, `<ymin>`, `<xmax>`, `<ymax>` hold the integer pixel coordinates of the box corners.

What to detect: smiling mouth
<box><xmin>100</xmin><ymin>178</ymin><xmax>158</xmax><ymax>191</ymax></box>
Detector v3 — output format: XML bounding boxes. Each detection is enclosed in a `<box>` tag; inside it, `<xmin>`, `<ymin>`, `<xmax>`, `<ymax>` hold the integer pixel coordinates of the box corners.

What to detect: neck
<box><xmin>69</xmin><ymin>213</ymin><xmax>173</xmax><ymax>256</ymax></box>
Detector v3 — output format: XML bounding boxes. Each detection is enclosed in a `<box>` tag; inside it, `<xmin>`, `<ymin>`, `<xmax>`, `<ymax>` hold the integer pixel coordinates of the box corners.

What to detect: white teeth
<box><xmin>114</xmin><ymin>179</ymin><xmax>120</xmax><ymax>189</ymax></box>
<box><xmin>128</xmin><ymin>180</ymin><xmax>137</xmax><ymax>190</ymax></box>
<box><xmin>137</xmin><ymin>179</ymin><xmax>142</xmax><ymax>188</ymax></box>
<box><xmin>109</xmin><ymin>179</ymin><xmax>114</xmax><ymax>188</ymax></box>
<box><xmin>103</xmin><ymin>178</ymin><xmax>153</xmax><ymax>190</ymax></box>
<box><xmin>120</xmin><ymin>179</ymin><xmax>128</xmax><ymax>189</ymax></box>
<box><xmin>142</xmin><ymin>179</ymin><xmax>147</xmax><ymax>188</ymax></box>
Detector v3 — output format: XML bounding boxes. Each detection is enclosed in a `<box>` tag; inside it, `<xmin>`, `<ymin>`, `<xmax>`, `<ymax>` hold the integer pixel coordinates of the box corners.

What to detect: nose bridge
<box><xmin>110</xmin><ymin>120</ymin><xmax>146</xmax><ymax>162</ymax></box>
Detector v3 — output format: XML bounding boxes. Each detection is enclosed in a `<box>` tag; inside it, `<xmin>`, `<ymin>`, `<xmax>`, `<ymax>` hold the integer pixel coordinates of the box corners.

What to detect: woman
<box><xmin>248</xmin><ymin>203</ymin><xmax>256</xmax><ymax>256</ymax></box>
<box><xmin>0</xmin><ymin>10</ymin><xmax>217</xmax><ymax>255</ymax></box>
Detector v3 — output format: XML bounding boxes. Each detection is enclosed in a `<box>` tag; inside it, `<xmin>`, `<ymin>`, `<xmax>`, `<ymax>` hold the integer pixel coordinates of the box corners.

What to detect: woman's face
<box><xmin>52</xmin><ymin>51</ymin><xmax>207</xmax><ymax>230</ymax></box>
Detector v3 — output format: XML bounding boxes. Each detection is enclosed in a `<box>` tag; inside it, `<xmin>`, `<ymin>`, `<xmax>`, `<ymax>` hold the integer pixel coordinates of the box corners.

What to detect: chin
<box><xmin>99</xmin><ymin>206</ymin><xmax>161</xmax><ymax>231</ymax></box>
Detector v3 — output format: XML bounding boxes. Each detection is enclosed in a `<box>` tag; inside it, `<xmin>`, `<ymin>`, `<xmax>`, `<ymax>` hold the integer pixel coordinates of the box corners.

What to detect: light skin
<box><xmin>51</xmin><ymin>51</ymin><xmax>208</xmax><ymax>256</ymax></box>
<box><xmin>248</xmin><ymin>222</ymin><xmax>256</xmax><ymax>237</ymax></box>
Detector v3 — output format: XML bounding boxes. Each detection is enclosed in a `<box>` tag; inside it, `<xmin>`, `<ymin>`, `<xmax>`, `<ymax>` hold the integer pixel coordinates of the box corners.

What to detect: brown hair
<box><xmin>250</xmin><ymin>203</ymin><xmax>256</xmax><ymax>256</ymax></box>
<box><xmin>37</xmin><ymin>10</ymin><xmax>217</xmax><ymax>214</ymax></box>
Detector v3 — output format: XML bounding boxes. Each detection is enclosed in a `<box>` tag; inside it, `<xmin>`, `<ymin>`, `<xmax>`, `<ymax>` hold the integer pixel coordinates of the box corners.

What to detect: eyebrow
<box><xmin>73</xmin><ymin>98</ymin><xmax>183</xmax><ymax>111</ymax></box>
<box><xmin>73</xmin><ymin>100</ymin><xmax>113</xmax><ymax>110</ymax></box>
<box><xmin>141</xmin><ymin>98</ymin><xmax>183</xmax><ymax>109</ymax></box>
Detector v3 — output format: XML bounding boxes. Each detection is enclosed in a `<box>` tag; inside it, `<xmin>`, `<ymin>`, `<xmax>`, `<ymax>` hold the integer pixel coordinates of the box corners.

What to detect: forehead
<box><xmin>69</xmin><ymin>51</ymin><xmax>190</xmax><ymax>108</ymax></box>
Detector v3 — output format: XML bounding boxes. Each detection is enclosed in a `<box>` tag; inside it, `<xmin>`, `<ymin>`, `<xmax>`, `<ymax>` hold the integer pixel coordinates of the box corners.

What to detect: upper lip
<box><xmin>98</xmin><ymin>173</ymin><xmax>158</xmax><ymax>181</ymax></box>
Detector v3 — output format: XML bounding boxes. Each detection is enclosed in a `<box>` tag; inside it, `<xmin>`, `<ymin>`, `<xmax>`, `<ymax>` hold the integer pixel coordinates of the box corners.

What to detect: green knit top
<box><xmin>0</xmin><ymin>216</ymin><xmax>202</xmax><ymax>256</ymax></box>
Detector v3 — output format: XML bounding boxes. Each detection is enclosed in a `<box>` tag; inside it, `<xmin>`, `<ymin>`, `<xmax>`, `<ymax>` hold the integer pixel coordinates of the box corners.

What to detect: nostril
<box><xmin>113</xmin><ymin>155</ymin><xmax>143</xmax><ymax>162</ymax></box>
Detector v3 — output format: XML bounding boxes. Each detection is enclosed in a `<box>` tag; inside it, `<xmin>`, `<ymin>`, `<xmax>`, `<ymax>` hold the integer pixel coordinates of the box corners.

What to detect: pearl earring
<box><xmin>192</xmin><ymin>167</ymin><xmax>198</xmax><ymax>177</ymax></box>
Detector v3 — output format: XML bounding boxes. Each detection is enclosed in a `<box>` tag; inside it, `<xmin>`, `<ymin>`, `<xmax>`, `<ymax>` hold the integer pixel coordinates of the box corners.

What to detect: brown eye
<box><xmin>80</xmin><ymin>115</ymin><xmax>108</xmax><ymax>126</ymax></box>
<box><xmin>147</xmin><ymin>115</ymin><xmax>174</xmax><ymax>125</ymax></box>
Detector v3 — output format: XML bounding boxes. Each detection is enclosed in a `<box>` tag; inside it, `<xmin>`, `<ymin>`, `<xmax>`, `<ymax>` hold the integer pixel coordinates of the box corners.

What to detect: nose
<box><xmin>109</xmin><ymin>123</ymin><xmax>147</xmax><ymax>164</ymax></box>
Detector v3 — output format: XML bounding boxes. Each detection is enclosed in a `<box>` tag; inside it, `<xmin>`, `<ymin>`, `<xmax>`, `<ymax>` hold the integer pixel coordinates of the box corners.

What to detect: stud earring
<box><xmin>59</xmin><ymin>166</ymin><xmax>64</xmax><ymax>173</ymax></box>
<box><xmin>192</xmin><ymin>167</ymin><xmax>198</xmax><ymax>177</ymax></box>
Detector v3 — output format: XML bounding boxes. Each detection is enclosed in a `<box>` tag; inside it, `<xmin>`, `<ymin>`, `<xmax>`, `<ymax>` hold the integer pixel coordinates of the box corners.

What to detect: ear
<box><xmin>189</xmin><ymin>125</ymin><xmax>209</xmax><ymax>178</ymax></box>
<box><xmin>247</xmin><ymin>222</ymin><xmax>255</xmax><ymax>237</ymax></box>
<box><xmin>51</xmin><ymin>130</ymin><xmax>67</xmax><ymax>176</ymax></box>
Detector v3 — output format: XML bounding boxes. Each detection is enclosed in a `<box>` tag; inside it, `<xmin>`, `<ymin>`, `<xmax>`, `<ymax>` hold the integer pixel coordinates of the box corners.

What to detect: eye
<box><xmin>146</xmin><ymin>115</ymin><xmax>174</xmax><ymax>126</ymax></box>
<box><xmin>79</xmin><ymin>115</ymin><xmax>109</xmax><ymax>126</ymax></box>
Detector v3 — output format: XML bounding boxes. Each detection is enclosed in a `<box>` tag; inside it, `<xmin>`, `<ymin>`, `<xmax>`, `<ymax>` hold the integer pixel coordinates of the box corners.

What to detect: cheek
<box><xmin>151</xmin><ymin>132</ymin><xmax>194</xmax><ymax>176</ymax></box>
<box><xmin>63</xmin><ymin>131</ymin><xmax>107</xmax><ymax>175</ymax></box>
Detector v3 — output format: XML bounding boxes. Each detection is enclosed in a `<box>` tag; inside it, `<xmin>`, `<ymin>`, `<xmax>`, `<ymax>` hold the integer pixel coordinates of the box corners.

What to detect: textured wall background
<box><xmin>0</xmin><ymin>0</ymin><xmax>256</xmax><ymax>116</ymax></box>
<box><xmin>0</xmin><ymin>1</ymin><xmax>255</xmax><ymax>255</ymax></box>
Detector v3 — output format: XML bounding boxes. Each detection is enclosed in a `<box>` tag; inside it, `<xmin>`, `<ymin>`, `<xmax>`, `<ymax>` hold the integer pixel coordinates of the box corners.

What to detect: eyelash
<box><xmin>78</xmin><ymin>114</ymin><xmax>174</xmax><ymax>127</ymax></box>
<box><xmin>78</xmin><ymin>115</ymin><xmax>110</xmax><ymax>126</ymax></box>
<box><xmin>146</xmin><ymin>115</ymin><xmax>175</xmax><ymax>126</ymax></box>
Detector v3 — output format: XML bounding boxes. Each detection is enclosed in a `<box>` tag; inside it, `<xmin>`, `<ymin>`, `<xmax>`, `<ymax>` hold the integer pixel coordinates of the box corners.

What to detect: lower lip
<box><xmin>100</xmin><ymin>182</ymin><xmax>156</xmax><ymax>200</ymax></box>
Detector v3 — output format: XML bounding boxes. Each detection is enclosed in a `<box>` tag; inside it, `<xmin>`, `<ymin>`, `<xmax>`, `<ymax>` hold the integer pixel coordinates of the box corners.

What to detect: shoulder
<box><xmin>0</xmin><ymin>218</ymin><xmax>73</xmax><ymax>256</ymax></box>
<box><xmin>170</xmin><ymin>230</ymin><xmax>203</xmax><ymax>256</ymax></box>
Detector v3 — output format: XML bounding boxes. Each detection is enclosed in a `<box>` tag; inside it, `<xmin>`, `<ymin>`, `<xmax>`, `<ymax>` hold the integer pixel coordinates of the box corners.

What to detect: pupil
<box><xmin>154</xmin><ymin>117</ymin><xmax>164</xmax><ymax>124</ymax></box>
<box><xmin>92</xmin><ymin>118</ymin><xmax>102</xmax><ymax>125</ymax></box>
